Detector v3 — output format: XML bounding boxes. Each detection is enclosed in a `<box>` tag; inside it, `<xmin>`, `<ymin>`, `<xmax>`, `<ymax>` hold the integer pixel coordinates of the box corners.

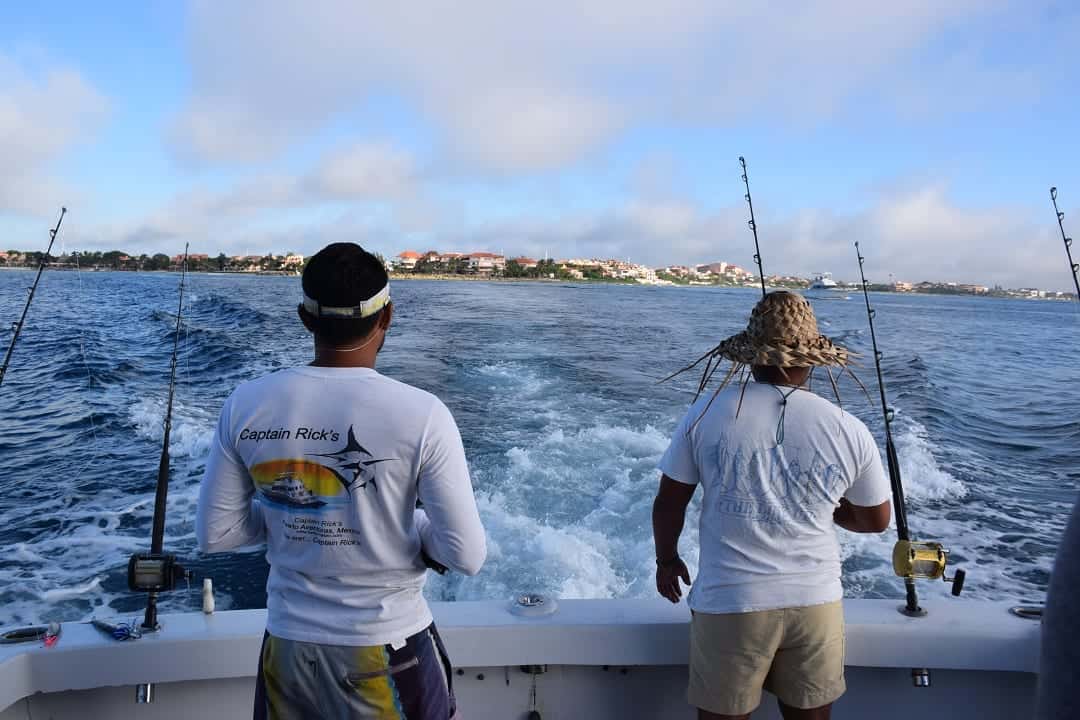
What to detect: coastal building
<box><xmin>697</xmin><ymin>261</ymin><xmax>731</xmax><ymax>275</ymax></box>
<box><xmin>228</xmin><ymin>255</ymin><xmax>263</xmax><ymax>272</ymax></box>
<box><xmin>957</xmin><ymin>284</ymin><xmax>990</xmax><ymax>295</ymax></box>
<box><xmin>512</xmin><ymin>257</ymin><xmax>539</xmax><ymax>269</ymax></box>
<box><xmin>661</xmin><ymin>265</ymin><xmax>692</xmax><ymax>278</ymax></box>
<box><xmin>395</xmin><ymin>250</ymin><xmax>422</xmax><ymax>271</ymax></box>
<box><xmin>892</xmin><ymin>281</ymin><xmax>914</xmax><ymax>292</ymax></box>
<box><xmin>466</xmin><ymin>252</ymin><xmax>506</xmax><ymax>274</ymax></box>
<box><xmin>282</xmin><ymin>253</ymin><xmax>305</xmax><ymax>268</ymax></box>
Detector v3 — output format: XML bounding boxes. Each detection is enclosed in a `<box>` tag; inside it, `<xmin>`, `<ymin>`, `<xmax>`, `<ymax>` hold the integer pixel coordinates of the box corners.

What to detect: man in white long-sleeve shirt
<box><xmin>196</xmin><ymin>242</ymin><xmax>485</xmax><ymax>720</ymax></box>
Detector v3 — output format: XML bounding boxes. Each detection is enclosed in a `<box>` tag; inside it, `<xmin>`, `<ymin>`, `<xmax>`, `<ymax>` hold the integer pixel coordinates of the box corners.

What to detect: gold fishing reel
<box><xmin>892</xmin><ymin>540</ymin><xmax>966</xmax><ymax>596</ymax></box>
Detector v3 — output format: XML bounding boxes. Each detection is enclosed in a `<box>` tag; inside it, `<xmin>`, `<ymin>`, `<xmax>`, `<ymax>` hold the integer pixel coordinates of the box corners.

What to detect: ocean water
<box><xmin>0</xmin><ymin>270</ymin><xmax>1077</xmax><ymax>626</ymax></box>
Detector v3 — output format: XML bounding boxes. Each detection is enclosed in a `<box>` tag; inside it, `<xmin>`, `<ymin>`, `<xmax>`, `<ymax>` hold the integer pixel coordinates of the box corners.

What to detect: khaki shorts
<box><xmin>688</xmin><ymin>601</ymin><xmax>845</xmax><ymax>716</ymax></box>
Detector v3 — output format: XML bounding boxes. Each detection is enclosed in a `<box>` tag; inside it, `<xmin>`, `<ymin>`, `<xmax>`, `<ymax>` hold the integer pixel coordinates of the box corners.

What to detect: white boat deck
<box><xmin>0</xmin><ymin>598</ymin><xmax>1040</xmax><ymax>719</ymax></box>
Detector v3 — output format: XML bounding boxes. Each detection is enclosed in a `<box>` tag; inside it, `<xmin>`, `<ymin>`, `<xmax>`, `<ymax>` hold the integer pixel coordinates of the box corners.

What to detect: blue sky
<box><xmin>1</xmin><ymin>1</ymin><xmax>1078</xmax><ymax>288</ymax></box>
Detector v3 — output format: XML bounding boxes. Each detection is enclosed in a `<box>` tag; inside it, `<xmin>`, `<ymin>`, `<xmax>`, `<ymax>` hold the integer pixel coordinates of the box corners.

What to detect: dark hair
<box><xmin>299</xmin><ymin>243</ymin><xmax>389</xmax><ymax>344</ymax></box>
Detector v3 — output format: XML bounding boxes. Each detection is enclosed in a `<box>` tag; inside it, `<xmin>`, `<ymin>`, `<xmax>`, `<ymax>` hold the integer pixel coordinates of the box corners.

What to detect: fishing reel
<box><xmin>892</xmin><ymin>540</ymin><xmax>966</xmax><ymax>596</ymax></box>
<box><xmin>127</xmin><ymin>553</ymin><xmax>191</xmax><ymax>594</ymax></box>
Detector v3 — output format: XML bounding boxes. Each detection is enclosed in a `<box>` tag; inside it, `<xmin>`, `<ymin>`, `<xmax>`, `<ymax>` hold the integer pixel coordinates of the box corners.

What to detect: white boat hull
<box><xmin>0</xmin><ymin>598</ymin><xmax>1040</xmax><ymax>719</ymax></box>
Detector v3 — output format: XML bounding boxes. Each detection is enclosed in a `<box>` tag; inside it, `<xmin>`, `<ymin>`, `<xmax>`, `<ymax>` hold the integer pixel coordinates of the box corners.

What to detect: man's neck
<box><xmin>310</xmin><ymin>352</ymin><xmax>376</xmax><ymax>368</ymax></box>
<box><xmin>757</xmin><ymin>379</ymin><xmax>805</xmax><ymax>388</ymax></box>
<box><xmin>310</xmin><ymin>338</ymin><xmax>380</xmax><ymax>368</ymax></box>
<box><xmin>751</xmin><ymin>366</ymin><xmax>810</xmax><ymax>387</ymax></box>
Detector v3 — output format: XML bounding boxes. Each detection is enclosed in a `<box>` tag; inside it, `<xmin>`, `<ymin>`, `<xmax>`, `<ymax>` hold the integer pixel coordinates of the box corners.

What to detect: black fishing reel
<box><xmin>127</xmin><ymin>553</ymin><xmax>191</xmax><ymax>593</ymax></box>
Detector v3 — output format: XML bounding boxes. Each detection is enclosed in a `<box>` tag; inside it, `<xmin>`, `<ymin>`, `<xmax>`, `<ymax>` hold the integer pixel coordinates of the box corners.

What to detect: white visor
<box><xmin>302</xmin><ymin>283</ymin><xmax>390</xmax><ymax>319</ymax></box>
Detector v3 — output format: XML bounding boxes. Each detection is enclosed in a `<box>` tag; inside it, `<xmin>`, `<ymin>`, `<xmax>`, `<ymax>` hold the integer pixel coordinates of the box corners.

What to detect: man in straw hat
<box><xmin>652</xmin><ymin>291</ymin><xmax>891</xmax><ymax>720</ymax></box>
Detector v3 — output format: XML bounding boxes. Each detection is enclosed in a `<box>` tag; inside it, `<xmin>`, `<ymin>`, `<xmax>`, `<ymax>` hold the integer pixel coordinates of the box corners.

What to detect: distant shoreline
<box><xmin>0</xmin><ymin>266</ymin><xmax>1072</xmax><ymax>300</ymax></box>
<box><xmin>387</xmin><ymin>272</ymin><xmax>636</xmax><ymax>284</ymax></box>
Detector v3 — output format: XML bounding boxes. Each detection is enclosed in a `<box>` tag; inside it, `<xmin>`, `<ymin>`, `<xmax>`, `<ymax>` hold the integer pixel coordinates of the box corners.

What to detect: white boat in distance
<box><xmin>810</xmin><ymin>272</ymin><xmax>841</xmax><ymax>290</ymax></box>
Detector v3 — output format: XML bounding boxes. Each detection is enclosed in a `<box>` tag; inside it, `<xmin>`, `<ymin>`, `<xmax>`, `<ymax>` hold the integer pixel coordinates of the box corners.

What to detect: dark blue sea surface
<box><xmin>1</xmin><ymin>270</ymin><xmax>1077</xmax><ymax>625</ymax></box>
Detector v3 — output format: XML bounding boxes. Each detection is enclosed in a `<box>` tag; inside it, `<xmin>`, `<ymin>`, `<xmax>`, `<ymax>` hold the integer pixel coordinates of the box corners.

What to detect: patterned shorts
<box><xmin>254</xmin><ymin>624</ymin><xmax>458</xmax><ymax>720</ymax></box>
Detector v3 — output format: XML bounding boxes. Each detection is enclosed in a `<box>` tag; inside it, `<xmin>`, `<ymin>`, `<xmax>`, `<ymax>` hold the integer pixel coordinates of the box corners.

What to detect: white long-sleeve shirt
<box><xmin>196</xmin><ymin>366</ymin><xmax>486</xmax><ymax>646</ymax></box>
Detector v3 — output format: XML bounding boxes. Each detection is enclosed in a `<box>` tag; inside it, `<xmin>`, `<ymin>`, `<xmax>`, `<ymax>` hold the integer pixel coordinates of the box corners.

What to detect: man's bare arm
<box><xmin>653</xmin><ymin>475</ymin><xmax>697</xmax><ymax>603</ymax></box>
<box><xmin>834</xmin><ymin>497</ymin><xmax>891</xmax><ymax>533</ymax></box>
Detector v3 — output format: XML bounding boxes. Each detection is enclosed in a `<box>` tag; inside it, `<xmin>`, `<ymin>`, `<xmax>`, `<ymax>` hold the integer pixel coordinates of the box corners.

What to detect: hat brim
<box><xmin>713</xmin><ymin>330</ymin><xmax>853</xmax><ymax>367</ymax></box>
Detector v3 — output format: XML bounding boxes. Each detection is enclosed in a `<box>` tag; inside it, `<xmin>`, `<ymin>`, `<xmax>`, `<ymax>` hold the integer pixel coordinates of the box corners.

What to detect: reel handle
<box><xmin>950</xmin><ymin>568</ymin><xmax>966</xmax><ymax>597</ymax></box>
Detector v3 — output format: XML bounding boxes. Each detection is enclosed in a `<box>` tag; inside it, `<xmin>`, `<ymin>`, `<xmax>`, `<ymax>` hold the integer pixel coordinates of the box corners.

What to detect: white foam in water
<box><xmin>130</xmin><ymin>396</ymin><xmax>215</xmax><ymax>459</ymax></box>
<box><xmin>0</xmin><ymin>396</ymin><xmax>217</xmax><ymax>626</ymax></box>
<box><xmin>892</xmin><ymin>414</ymin><xmax>967</xmax><ymax>503</ymax></box>
<box><xmin>466</xmin><ymin>494</ymin><xmax>629</xmax><ymax>599</ymax></box>
<box><xmin>427</xmin><ymin>405</ymin><xmax>703</xmax><ymax>604</ymax></box>
<box><xmin>40</xmin><ymin>577</ymin><xmax>104</xmax><ymax>603</ymax></box>
<box><xmin>473</xmin><ymin>361</ymin><xmax>547</xmax><ymax>397</ymax></box>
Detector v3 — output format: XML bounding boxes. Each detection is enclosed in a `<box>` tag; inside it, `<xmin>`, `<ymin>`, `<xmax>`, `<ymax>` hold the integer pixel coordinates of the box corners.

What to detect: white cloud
<box><xmin>68</xmin><ymin>168</ymin><xmax>1075</xmax><ymax>291</ymax></box>
<box><xmin>308</xmin><ymin>143</ymin><xmax>416</xmax><ymax>199</ymax></box>
<box><xmin>863</xmin><ymin>185</ymin><xmax>1060</xmax><ymax>288</ymax></box>
<box><xmin>0</xmin><ymin>54</ymin><xmax>108</xmax><ymax>214</ymax></box>
<box><xmin>171</xmin><ymin>0</ymin><xmax>1029</xmax><ymax>171</ymax></box>
<box><xmin>421</xmin><ymin>182</ymin><xmax>1073</xmax><ymax>290</ymax></box>
<box><xmin>68</xmin><ymin>141</ymin><xmax>422</xmax><ymax>251</ymax></box>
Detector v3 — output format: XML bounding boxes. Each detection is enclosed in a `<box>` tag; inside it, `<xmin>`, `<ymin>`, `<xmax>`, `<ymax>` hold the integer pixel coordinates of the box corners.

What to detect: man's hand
<box><xmin>653</xmin><ymin>475</ymin><xmax>697</xmax><ymax>603</ymax></box>
<box><xmin>421</xmin><ymin>549</ymin><xmax>448</xmax><ymax>575</ymax></box>
<box><xmin>656</xmin><ymin>557</ymin><xmax>692</xmax><ymax>604</ymax></box>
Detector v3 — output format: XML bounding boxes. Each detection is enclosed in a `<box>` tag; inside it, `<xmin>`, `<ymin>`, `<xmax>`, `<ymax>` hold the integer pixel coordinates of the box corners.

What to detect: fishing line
<box><xmin>177</xmin><ymin>264</ymin><xmax>196</xmax><ymax>469</ymax></box>
<box><xmin>71</xmin><ymin>250</ymin><xmax>104</xmax><ymax>472</ymax></box>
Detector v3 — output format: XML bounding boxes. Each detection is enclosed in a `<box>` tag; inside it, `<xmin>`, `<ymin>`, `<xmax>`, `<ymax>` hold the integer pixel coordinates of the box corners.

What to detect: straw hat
<box><xmin>715</xmin><ymin>291</ymin><xmax>851</xmax><ymax>367</ymax></box>
<box><xmin>662</xmin><ymin>291</ymin><xmax>863</xmax><ymax>410</ymax></box>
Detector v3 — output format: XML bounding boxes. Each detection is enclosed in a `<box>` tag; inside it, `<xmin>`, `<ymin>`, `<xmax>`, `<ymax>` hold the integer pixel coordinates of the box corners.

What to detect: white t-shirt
<box><xmin>196</xmin><ymin>366</ymin><xmax>486</xmax><ymax>646</ymax></box>
<box><xmin>659</xmin><ymin>380</ymin><xmax>890</xmax><ymax>614</ymax></box>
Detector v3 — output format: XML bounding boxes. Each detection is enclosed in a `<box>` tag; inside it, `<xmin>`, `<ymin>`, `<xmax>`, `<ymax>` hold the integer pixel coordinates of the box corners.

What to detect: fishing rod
<box><xmin>854</xmin><ymin>242</ymin><xmax>965</xmax><ymax>616</ymax></box>
<box><xmin>128</xmin><ymin>244</ymin><xmax>192</xmax><ymax>631</ymax></box>
<box><xmin>1050</xmin><ymin>187</ymin><xmax>1080</xmax><ymax>300</ymax></box>
<box><xmin>0</xmin><ymin>207</ymin><xmax>67</xmax><ymax>390</ymax></box>
<box><xmin>739</xmin><ymin>156</ymin><xmax>767</xmax><ymax>297</ymax></box>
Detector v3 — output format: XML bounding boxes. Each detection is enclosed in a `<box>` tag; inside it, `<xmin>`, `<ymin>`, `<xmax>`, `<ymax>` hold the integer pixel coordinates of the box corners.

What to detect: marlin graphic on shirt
<box><xmin>308</xmin><ymin>426</ymin><xmax>395</xmax><ymax>495</ymax></box>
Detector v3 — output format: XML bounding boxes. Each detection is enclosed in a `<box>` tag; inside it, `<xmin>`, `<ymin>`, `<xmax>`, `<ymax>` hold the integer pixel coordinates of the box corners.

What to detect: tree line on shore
<box><xmin>1</xmin><ymin>251</ymin><xmax>299</xmax><ymax>273</ymax></box>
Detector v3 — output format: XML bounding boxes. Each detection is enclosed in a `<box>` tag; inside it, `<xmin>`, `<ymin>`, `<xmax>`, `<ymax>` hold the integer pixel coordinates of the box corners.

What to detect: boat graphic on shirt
<box><xmin>260</xmin><ymin>472</ymin><xmax>327</xmax><ymax>509</ymax></box>
<box><xmin>249</xmin><ymin>427</ymin><xmax>397</xmax><ymax>512</ymax></box>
